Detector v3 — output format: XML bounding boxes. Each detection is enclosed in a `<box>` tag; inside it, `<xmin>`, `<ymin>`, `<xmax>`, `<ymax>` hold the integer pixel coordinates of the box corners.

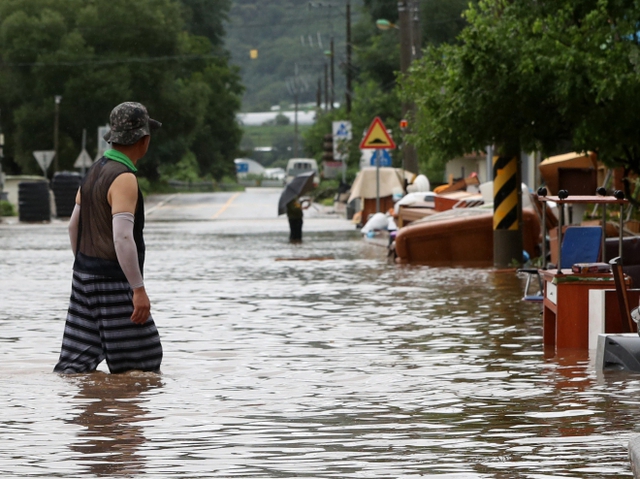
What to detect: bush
<box><xmin>158</xmin><ymin>151</ymin><xmax>201</xmax><ymax>183</ymax></box>
<box><xmin>311</xmin><ymin>179</ymin><xmax>340</xmax><ymax>202</ymax></box>
<box><xmin>137</xmin><ymin>177</ymin><xmax>151</xmax><ymax>196</ymax></box>
<box><xmin>0</xmin><ymin>200</ymin><xmax>16</xmax><ymax>217</ymax></box>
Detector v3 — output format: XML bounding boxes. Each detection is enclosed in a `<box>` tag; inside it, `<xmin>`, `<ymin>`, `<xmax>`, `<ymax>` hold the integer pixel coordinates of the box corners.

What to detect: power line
<box><xmin>1</xmin><ymin>52</ymin><xmax>226</xmax><ymax>68</ymax></box>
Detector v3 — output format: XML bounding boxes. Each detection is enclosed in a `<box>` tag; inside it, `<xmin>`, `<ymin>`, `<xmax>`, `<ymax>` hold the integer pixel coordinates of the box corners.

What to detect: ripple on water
<box><xmin>0</xmin><ymin>221</ymin><xmax>636</xmax><ymax>477</ymax></box>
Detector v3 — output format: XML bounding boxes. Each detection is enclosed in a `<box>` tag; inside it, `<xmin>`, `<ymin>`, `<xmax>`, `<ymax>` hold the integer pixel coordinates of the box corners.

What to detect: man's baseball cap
<box><xmin>103</xmin><ymin>101</ymin><xmax>162</xmax><ymax>145</ymax></box>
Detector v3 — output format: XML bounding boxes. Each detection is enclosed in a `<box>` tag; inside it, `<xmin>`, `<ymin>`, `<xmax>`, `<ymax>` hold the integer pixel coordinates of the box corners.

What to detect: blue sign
<box><xmin>369</xmin><ymin>149</ymin><xmax>392</xmax><ymax>167</ymax></box>
<box><xmin>236</xmin><ymin>162</ymin><xmax>249</xmax><ymax>173</ymax></box>
<box><xmin>332</xmin><ymin>121</ymin><xmax>352</xmax><ymax>140</ymax></box>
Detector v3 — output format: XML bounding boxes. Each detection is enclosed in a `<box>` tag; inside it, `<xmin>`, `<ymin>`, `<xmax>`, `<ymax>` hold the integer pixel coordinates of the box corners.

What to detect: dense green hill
<box><xmin>225</xmin><ymin>0</ymin><xmax>364</xmax><ymax>112</ymax></box>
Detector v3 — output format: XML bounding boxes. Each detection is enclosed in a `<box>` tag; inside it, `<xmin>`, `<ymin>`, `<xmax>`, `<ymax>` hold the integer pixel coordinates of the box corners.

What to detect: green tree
<box><xmin>301</xmin><ymin>0</ymin><xmax>472</xmax><ymax>181</ymax></box>
<box><xmin>0</xmin><ymin>0</ymin><xmax>243</xmax><ymax>181</ymax></box>
<box><xmin>404</xmin><ymin>0</ymin><xmax>640</xmax><ymax>201</ymax></box>
<box><xmin>181</xmin><ymin>0</ymin><xmax>231</xmax><ymax>46</ymax></box>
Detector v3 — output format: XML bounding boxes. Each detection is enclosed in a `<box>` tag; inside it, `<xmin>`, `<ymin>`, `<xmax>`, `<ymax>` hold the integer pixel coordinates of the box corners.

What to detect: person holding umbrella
<box><xmin>278</xmin><ymin>171</ymin><xmax>316</xmax><ymax>242</ymax></box>
<box><xmin>286</xmin><ymin>196</ymin><xmax>310</xmax><ymax>242</ymax></box>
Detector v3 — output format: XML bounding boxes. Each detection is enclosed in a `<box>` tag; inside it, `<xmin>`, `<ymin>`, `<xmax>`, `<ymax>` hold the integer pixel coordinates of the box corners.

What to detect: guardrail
<box><xmin>167</xmin><ymin>180</ymin><xmax>243</xmax><ymax>192</ymax></box>
<box><xmin>167</xmin><ymin>179</ymin><xmax>285</xmax><ymax>191</ymax></box>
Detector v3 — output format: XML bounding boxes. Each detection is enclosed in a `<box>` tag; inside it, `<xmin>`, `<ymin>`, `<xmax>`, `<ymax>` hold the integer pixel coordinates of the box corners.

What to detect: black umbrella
<box><xmin>278</xmin><ymin>171</ymin><xmax>316</xmax><ymax>216</ymax></box>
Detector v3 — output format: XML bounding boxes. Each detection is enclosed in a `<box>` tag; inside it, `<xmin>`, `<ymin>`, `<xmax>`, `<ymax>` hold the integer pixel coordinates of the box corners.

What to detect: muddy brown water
<box><xmin>0</xmin><ymin>216</ymin><xmax>638</xmax><ymax>478</ymax></box>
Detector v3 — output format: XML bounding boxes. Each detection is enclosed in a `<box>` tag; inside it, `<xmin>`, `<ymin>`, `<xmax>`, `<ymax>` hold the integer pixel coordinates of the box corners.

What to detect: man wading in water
<box><xmin>54</xmin><ymin>102</ymin><xmax>163</xmax><ymax>374</ymax></box>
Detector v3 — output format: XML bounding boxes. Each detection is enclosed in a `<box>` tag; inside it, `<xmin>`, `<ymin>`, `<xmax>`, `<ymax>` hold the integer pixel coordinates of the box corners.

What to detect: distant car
<box><xmin>234</xmin><ymin>158</ymin><xmax>264</xmax><ymax>178</ymax></box>
<box><xmin>285</xmin><ymin>158</ymin><xmax>319</xmax><ymax>187</ymax></box>
<box><xmin>264</xmin><ymin>167</ymin><xmax>286</xmax><ymax>182</ymax></box>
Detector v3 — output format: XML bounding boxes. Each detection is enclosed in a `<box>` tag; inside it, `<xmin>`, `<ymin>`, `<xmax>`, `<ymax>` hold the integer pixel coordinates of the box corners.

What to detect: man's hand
<box><xmin>131</xmin><ymin>286</ymin><xmax>151</xmax><ymax>324</ymax></box>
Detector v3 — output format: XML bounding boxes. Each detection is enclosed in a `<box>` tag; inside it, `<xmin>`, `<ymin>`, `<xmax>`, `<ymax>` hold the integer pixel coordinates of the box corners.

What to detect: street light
<box><xmin>54</xmin><ymin>95</ymin><xmax>62</xmax><ymax>174</ymax></box>
<box><xmin>375</xmin><ymin>19</ymin><xmax>398</xmax><ymax>30</ymax></box>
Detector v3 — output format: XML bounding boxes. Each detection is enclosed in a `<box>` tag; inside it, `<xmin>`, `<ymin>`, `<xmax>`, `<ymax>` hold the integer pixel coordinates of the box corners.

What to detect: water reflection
<box><xmin>65</xmin><ymin>372</ymin><xmax>162</xmax><ymax>476</ymax></box>
<box><xmin>1</xmin><ymin>217</ymin><xmax>638</xmax><ymax>477</ymax></box>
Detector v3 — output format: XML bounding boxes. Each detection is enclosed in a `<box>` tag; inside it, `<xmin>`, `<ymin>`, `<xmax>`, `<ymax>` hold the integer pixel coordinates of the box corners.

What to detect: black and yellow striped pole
<box><xmin>493</xmin><ymin>155</ymin><xmax>523</xmax><ymax>268</ymax></box>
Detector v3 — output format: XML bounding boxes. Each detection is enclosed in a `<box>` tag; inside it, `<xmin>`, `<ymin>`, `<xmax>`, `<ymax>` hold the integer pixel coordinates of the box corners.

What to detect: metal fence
<box><xmin>167</xmin><ymin>180</ymin><xmax>243</xmax><ymax>192</ymax></box>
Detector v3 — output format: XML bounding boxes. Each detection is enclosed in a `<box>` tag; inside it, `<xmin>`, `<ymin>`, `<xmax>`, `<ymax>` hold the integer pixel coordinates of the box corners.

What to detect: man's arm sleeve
<box><xmin>112</xmin><ymin>212</ymin><xmax>144</xmax><ymax>289</ymax></box>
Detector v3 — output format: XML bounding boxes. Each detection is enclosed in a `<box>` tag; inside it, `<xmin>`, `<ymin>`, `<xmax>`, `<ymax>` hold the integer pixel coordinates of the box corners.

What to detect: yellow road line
<box><xmin>211</xmin><ymin>192</ymin><xmax>240</xmax><ymax>219</ymax></box>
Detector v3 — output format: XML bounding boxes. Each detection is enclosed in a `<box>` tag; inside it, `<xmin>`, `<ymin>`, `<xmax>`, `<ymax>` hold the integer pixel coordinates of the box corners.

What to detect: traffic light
<box><xmin>322</xmin><ymin>133</ymin><xmax>333</xmax><ymax>161</ymax></box>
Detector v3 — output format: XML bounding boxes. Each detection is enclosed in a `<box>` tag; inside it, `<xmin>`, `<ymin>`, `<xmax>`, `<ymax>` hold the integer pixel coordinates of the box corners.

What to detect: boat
<box><xmin>392</xmin><ymin>205</ymin><xmax>542</xmax><ymax>266</ymax></box>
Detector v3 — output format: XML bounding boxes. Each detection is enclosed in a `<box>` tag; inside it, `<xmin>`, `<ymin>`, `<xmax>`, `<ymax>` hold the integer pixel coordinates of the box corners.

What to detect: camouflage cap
<box><xmin>103</xmin><ymin>101</ymin><xmax>162</xmax><ymax>145</ymax></box>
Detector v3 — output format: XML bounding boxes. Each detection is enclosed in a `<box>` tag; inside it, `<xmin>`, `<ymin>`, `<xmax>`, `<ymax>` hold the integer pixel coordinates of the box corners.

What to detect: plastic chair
<box><xmin>518</xmin><ymin>267</ymin><xmax>544</xmax><ymax>302</ymax></box>
<box><xmin>558</xmin><ymin>226</ymin><xmax>602</xmax><ymax>269</ymax></box>
<box><xmin>518</xmin><ymin>226</ymin><xmax>603</xmax><ymax>302</ymax></box>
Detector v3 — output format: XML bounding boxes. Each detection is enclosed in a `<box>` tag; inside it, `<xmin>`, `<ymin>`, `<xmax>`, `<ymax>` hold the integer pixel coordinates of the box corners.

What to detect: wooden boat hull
<box><xmin>394</xmin><ymin>209</ymin><xmax>541</xmax><ymax>266</ymax></box>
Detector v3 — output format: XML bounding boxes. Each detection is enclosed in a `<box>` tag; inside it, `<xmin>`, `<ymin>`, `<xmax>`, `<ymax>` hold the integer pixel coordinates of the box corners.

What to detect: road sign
<box><xmin>332</xmin><ymin>121</ymin><xmax>352</xmax><ymax>161</ymax></box>
<box><xmin>96</xmin><ymin>125</ymin><xmax>110</xmax><ymax>160</ymax></box>
<box><xmin>359</xmin><ymin>116</ymin><xmax>396</xmax><ymax>149</ymax></box>
<box><xmin>74</xmin><ymin>149</ymin><xmax>93</xmax><ymax>169</ymax></box>
<box><xmin>369</xmin><ymin>149</ymin><xmax>392</xmax><ymax>167</ymax></box>
<box><xmin>33</xmin><ymin>150</ymin><xmax>55</xmax><ymax>176</ymax></box>
<box><xmin>332</xmin><ymin>121</ymin><xmax>352</xmax><ymax>140</ymax></box>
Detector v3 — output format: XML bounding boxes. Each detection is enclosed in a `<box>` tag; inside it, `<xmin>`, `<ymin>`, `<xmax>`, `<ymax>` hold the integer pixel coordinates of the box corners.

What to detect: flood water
<box><xmin>1</xmin><ymin>206</ymin><xmax>639</xmax><ymax>478</ymax></box>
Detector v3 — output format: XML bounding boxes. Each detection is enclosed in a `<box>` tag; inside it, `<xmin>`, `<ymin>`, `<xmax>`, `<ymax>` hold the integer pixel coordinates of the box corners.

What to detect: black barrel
<box><xmin>18</xmin><ymin>181</ymin><xmax>51</xmax><ymax>222</ymax></box>
<box><xmin>51</xmin><ymin>172</ymin><xmax>81</xmax><ymax>217</ymax></box>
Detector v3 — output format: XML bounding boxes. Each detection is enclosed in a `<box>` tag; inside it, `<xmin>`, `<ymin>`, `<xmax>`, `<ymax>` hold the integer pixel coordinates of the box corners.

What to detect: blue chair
<box><xmin>558</xmin><ymin>226</ymin><xmax>603</xmax><ymax>269</ymax></box>
<box><xmin>519</xmin><ymin>226</ymin><xmax>603</xmax><ymax>302</ymax></box>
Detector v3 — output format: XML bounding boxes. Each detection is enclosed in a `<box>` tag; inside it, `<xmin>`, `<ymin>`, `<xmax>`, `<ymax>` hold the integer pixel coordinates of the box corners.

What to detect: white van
<box><xmin>285</xmin><ymin>158</ymin><xmax>320</xmax><ymax>186</ymax></box>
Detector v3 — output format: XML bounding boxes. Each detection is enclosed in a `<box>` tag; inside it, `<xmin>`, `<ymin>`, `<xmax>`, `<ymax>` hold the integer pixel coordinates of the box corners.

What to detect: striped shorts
<box><xmin>54</xmin><ymin>271</ymin><xmax>163</xmax><ymax>374</ymax></box>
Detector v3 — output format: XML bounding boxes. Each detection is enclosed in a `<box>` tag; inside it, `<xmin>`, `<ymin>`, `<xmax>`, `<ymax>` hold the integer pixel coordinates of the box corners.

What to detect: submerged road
<box><xmin>0</xmin><ymin>188</ymin><xmax>638</xmax><ymax>477</ymax></box>
<box><xmin>145</xmin><ymin>187</ymin><xmax>337</xmax><ymax>222</ymax></box>
<box><xmin>145</xmin><ymin>188</ymin><xmax>284</xmax><ymax>222</ymax></box>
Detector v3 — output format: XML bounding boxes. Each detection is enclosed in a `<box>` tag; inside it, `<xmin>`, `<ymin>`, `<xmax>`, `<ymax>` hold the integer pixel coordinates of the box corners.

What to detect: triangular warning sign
<box><xmin>359</xmin><ymin>117</ymin><xmax>396</xmax><ymax>150</ymax></box>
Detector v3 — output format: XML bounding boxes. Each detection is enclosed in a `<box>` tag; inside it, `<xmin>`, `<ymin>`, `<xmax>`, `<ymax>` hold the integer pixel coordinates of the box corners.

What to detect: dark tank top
<box><xmin>73</xmin><ymin>157</ymin><xmax>145</xmax><ymax>279</ymax></box>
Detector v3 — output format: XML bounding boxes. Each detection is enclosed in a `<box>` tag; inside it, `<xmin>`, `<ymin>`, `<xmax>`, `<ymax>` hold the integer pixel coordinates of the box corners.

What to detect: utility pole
<box><xmin>398</xmin><ymin>1</ymin><xmax>412</xmax><ymax>74</ymax></box>
<box><xmin>53</xmin><ymin>95</ymin><xmax>62</xmax><ymax>175</ymax></box>
<box><xmin>309</xmin><ymin>1</ymin><xmax>339</xmax><ymax>111</ymax></box>
<box><xmin>346</xmin><ymin>0</ymin><xmax>352</xmax><ymax>115</ymax></box>
<box><xmin>286</xmin><ymin>65</ymin><xmax>308</xmax><ymax>158</ymax></box>
<box><xmin>324</xmin><ymin>62</ymin><xmax>329</xmax><ymax>111</ymax></box>
<box><xmin>0</xmin><ymin>109</ymin><xmax>4</xmax><ymax>199</ymax></box>
<box><xmin>294</xmin><ymin>66</ymin><xmax>299</xmax><ymax>157</ymax></box>
<box><xmin>81</xmin><ymin>128</ymin><xmax>87</xmax><ymax>177</ymax></box>
<box><xmin>294</xmin><ymin>89</ymin><xmax>299</xmax><ymax>157</ymax></box>
<box><xmin>330</xmin><ymin>37</ymin><xmax>335</xmax><ymax>110</ymax></box>
<box><xmin>411</xmin><ymin>0</ymin><xmax>422</xmax><ymax>60</ymax></box>
<box><xmin>397</xmin><ymin>1</ymin><xmax>419</xmax><ymax>174</ymax></box>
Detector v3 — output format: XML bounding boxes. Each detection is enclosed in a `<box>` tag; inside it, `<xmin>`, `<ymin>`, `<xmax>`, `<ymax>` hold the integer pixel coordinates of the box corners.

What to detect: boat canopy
<box><xmin>348</xmin><ymin>167</ymin><xmax>415</xmax><ymax>203</ymax></box>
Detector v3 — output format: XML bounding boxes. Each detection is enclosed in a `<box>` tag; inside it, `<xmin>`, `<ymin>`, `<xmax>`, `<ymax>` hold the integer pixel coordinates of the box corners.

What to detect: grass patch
<box><xmin>311</xmin><ymin>179</ymin><xmax>340</xmax><ymax>203</ymax></box>
<box><xmin>0</xmin><ymin>200</ymin><xmax>16</xmax><ymax>216</ymax></box>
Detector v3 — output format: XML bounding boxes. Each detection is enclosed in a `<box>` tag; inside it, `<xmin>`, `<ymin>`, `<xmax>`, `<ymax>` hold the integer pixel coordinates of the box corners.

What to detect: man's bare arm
<box><xmin>108</xmin><ymin>173</ymin><xmax>138</xmax><ymax>214</ymax></box>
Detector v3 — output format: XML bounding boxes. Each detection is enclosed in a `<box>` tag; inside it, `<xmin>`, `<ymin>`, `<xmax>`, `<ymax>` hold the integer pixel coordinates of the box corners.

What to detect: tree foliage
<box><xmin>0</xmin><ymin>0</ymin><xmax>243</xmax><ymax>180</ymax></box>
<box><xmin>225</xmin><ymin>0</ymin><xmax>348</xmax><ymax>111</ymax></box>
<box><xmin>405</xmin><ymin>0</ymin><xmax>640</xmax><ymax>196</ymax></box>
<box><xmin>303</xmin><ymin>0</ymin><xmax>473</xmax><ymax>181</ymax></box>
